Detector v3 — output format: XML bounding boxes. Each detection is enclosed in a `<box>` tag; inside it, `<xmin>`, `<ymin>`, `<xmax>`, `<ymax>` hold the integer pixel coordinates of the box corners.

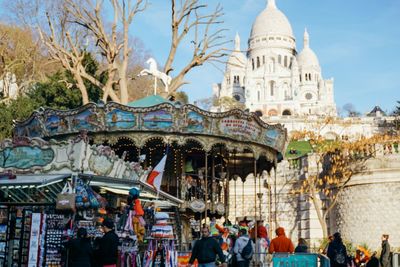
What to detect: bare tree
<box><xmin>163</xmin><ymin>0</ymin><xmax>229</xmax><ymax>94</ymax></box>
<box><xmin>38</xmin><ymin>0</ymin><xmax>147</xmax><ymax>104</ymax></box>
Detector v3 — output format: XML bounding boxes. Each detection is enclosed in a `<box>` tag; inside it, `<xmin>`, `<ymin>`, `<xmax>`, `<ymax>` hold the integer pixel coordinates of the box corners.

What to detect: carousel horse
<box><xmin>138</xmin><ymin>58</ymin><xmax>172</xmax><ymax>93</ymax></box>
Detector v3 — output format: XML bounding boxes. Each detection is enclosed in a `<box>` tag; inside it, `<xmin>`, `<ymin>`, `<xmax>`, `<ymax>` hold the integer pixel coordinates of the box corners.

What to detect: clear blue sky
<box><xmin>131</xmin><ymin>0</ymin><xmax>400</xmax><ymax>115</ymax></box>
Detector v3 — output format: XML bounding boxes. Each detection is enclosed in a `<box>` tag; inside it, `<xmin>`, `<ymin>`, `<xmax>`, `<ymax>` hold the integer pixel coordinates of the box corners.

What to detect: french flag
<box><xmin>146</xmin><ymin>154</ymin><xmax>167</xmax><ymax>191</ymax></box>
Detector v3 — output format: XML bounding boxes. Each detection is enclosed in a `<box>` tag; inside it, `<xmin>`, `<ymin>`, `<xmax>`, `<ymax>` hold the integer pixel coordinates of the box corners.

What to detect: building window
<box><xmin>299</xmin><ymin>75</ymin><xmax>302</xmax><ymax>82</ymax></box>
<box><xmin>270</xmin><ymin>81</ymin><xmax>275</xmax><ymax>96</ymax></box>
<box><xmin>284</xmin><ymin>56</ymin><xmax>288</xmax><ymax>67</ymax></box>
<box><xmin>282</xmin><ymin>109</ymin><xmax>291</xmax><ymax>116</ymax></box>
<box><xmin>309</xmin><ymin>73</ymin><xmax>312</xmax><ymax>81</ymax></box>
<box><xmin>257</xmin><ymin>57</ymin><xmax>260</xmax><ymax>68</ymax></box>
<box><xmin>258</xmin><ymin>91</ymin><xmax>260</xmax><ymax>101</ymax></box>
<box><xmin>305</xmin><ymin>93</ymin><xmax>313</xmax><ymax>100</ymax></box>
<box><xmin>305</xmin><ymin>74</ymin><xmax>308</xmax><ymax>81</ymax></box>
<box><xmin>278</xmin><ymin>55</ymin><xmax>282</xmax><ymax>64</ymax></box>
<box><xmin>252</xmin><ymin>59</ymin><xmax>255</xmax><ymax>70</ymax></box>
<box><xmin>234</xmin><ymin>95</ymin><xmax>241</xmax><ymax>101</ymax></box>
<box><xmin>263</xmin><ymin>55</ymin><xmax>265</xmax><ymax>64</ymax></box>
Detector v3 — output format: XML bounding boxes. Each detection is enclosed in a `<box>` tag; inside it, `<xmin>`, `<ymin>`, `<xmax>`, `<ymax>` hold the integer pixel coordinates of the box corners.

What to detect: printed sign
<box><xmin>219</xmin><ymin>117</ymin><xmax>261</xmax><ymax>141</ymax></box>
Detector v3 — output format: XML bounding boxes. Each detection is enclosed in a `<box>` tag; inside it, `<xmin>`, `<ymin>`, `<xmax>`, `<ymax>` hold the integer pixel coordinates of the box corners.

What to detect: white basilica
<box><xmin>213</xmin><ymin>0</ymin><xmax>337</xmax><ymax>117</ymax></box>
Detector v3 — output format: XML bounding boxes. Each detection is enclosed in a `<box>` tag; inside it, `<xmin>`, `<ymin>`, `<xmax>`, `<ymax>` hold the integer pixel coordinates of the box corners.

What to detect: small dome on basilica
<box><xmin>250</xmin><ymin>0</ymin><xmax>294</xmax><ymax>38</ymax></box>
<box><xmin>297</xmin><ymin>29</ymin><xmax>320</xmax><ymax>67</ymax></box>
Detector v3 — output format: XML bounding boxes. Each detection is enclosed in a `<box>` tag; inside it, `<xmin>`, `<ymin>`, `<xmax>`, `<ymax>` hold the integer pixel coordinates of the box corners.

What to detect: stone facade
<box><xmin>229</xmin><ymin>144</ymin><xmax>400</xmax><ymax>250</ymax></box>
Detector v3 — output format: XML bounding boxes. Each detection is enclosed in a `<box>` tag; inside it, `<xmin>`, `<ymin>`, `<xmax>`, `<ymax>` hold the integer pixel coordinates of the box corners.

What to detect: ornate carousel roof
<box><xmin>13</xmin><ymin>101</ymin><xmax>287</xmax><ymax>161</ymax></box>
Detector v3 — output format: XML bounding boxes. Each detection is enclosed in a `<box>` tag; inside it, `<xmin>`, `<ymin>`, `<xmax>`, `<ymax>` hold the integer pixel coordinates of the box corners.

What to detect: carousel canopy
<box><xmin>13</xmin><ymin>100</ymin><xmax>287</xmax><ymax>161</ymax></box>
<box><xmin>127</xmin><ymin>95</ymin><xmax>173</xmax><ymax>108</ymax></box>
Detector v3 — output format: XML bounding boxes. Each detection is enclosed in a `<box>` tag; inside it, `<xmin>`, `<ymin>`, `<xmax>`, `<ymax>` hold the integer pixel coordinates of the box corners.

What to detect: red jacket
<box><xmin>268</xmin><ymin>227</ymin><xmax>294</xmax><ymax>253</ymax></box>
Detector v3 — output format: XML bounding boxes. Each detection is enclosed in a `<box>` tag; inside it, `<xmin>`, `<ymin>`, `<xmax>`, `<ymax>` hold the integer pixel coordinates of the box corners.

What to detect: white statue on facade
<box><xmin>0</xmin><ymin>72</ymin><xmax>19</xmax><ymax>100</ymax></box>
<box><xmin>137</xmin><ymin>58</ymin><xmax>172</xmax><ymax>95</ymax></box>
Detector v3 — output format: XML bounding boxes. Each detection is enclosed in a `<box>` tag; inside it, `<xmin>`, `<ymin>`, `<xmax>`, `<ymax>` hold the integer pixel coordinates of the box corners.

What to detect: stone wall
<box><xmin>333</xmin><ymin>154</ymin><xmax>400</xmax><ymax>250</ymax></box>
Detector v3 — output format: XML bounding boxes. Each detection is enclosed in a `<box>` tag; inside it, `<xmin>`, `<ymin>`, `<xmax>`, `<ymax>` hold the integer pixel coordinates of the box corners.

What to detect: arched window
<box><xmin>278</xmin><ymin>55</ymin><xmax>282</xmax><ymax>64</ymax></box>
<box><xmin>305</xmin><ymin>74</ymin><xmax>308</xmax><ymax>81</ymax></box>
<box><xmin>282</xmin><ymin>109</ymin><xmax>291</xmax><ymax>116</ymax></box>
<box><xmin>270</xmin><ymin>81</ymin><xmax>275</xmax><ymax>96</ymax></box>
<box><xmin>252</xmin><ymin>59</ymin><xmax>255</xmax><ymax>70</ymax></box>
<box><xmin>257</xmin><ymin>57</ymin><xmax>260</xmax><ymax>68</ymax></box>
<box><xmin>299</xmin><ymin>74</ymin><xmax>302</xmax><ymax>82</ymax></box>
<box><xmin>268</xmin><ymin>58</ymin><xmax>275</xmax><ymax>73</ymax></box>
<box><xmin>284</xmin><ymin>56</ymin><xmax>288</xmax><ymax>67</ymax></box>
<box><xmin>308</xmin><ymin>73</ymin><xmax>311</xmax><ymax>81</ymax></box>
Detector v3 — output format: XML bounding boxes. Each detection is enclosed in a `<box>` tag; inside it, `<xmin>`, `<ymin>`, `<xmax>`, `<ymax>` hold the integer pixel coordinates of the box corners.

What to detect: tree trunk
<box><xmin>310</xmin><ymin>187</ymin><xmax>329</xmax><ymax>238</ymax></box>
<box><xmin>74</xmin><ymin>72</ymin><xmax>89</xmax><ymax>105</ymax></box>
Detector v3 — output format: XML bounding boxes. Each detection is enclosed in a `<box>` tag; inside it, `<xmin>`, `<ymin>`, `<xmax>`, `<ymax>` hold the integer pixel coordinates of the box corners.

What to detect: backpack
<box><xmin>240</xmin><ymin>239</ymin><xmax>253</xmax><ymax>261</ymax></box>
<box><xmin>334</xmin><ymin>246</ymin><xmax>346</xmax><ymax>264</ymax></box>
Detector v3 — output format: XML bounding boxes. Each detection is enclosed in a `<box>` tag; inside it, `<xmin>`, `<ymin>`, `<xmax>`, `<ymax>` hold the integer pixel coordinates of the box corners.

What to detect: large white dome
<box><xmin>250</xmin><ymin>0</ymin><xmax>294</xmax><ymax>38</ymax></box>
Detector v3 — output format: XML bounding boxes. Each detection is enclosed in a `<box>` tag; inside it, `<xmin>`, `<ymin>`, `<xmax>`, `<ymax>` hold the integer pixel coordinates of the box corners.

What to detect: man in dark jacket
<box><xmin>327</xmin><ymin>232</ymin><xmax>348</xmax><ymax>267</ymax></box>
<box><xmin>66</xmin><ymin>227</ymin><xmax>93</xmax><ymax>267</ymax></box>
<box><xmin>188</xmin><ymin>226</ymin><xmax>226</xmax><ymax>267</ymax></box>
<box><xmin>96</xmin><ymin>218</ymin><xmax>119</xmax><ymax>267</ymax></box>
<box><xmin>380</xmin><ymin>234</ymin><xmax>391</xmax><ymax>267</ymax></box>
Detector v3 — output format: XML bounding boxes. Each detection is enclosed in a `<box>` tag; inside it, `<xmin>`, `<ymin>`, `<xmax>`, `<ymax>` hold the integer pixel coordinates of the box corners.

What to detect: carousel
<box><xmin>6</xmin><ymin>95</ymin><xmax>287</xmax><ymax>249</ymax></box>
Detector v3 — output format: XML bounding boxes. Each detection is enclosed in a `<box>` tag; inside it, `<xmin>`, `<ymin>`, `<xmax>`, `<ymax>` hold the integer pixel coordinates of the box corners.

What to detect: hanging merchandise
<box><xmin>119</xmin><ymin>236</ymin><xmax>141</xmax><ymax>267</ymax></box>
<box><xmin>151</xmin><ymin>212</ymin><xmax>174</xmax><ymax>239</ymax></box>
<box><xmin>56</xmin><ymin>181</ymin><xmax>76</xmax><ymax>211</ymax></box>
<box><xmin>142</xmin><ymin>240</ymin><xmax>154</xmax><ymax>267</ymax></box>
<box><xmin>75</xmin><ymin>178</ymin><xmax>90</xmax><ymax>209</ymax></box>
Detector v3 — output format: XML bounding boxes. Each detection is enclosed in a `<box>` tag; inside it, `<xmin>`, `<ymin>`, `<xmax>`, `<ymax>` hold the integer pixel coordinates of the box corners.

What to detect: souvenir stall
<box><xmin>0</xmin><ymin>135</ymin><xmax>182</xmax><ymax>267</ymax></box>
<box><xmin>11</xmin><ymin>95</ymin><xmax>287</xmax><ymax>262</ymax></box>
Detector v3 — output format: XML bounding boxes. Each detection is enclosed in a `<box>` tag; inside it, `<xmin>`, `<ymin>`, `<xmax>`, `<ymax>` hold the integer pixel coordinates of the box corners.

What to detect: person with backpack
<box><xmin>188</xmin><ymin>226</ymin><xmax>226</xmax><ymax>267</ymax></box>
<box><xmin>327</xmin><ymin>232</ymin><xmax>348</xmax><ymax>267</ymax></box>
<box><xmin>380</xmin><ymin>234</ymin><xmax>391</xmax><ymax>267</ymax></box>
<box><xmin>233</xmin><ymin>228</ymin><xmax>254</xmax><ymax>267</ymax></box>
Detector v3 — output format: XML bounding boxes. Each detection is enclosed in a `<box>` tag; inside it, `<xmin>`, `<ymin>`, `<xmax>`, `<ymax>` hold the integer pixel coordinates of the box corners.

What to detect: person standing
<box><xmin>233</xmin><ymin>228</ymin><xmax>254</xmax><ymax>267</ymax></box>
<box><xmin>65</xmin><ymin>228</ymin><xmax>93</xmax><ymax>267</ymax></box>
<box><xmin>188</xmin><ymin>226</ymin><xmax>226</xmax><ymax>267</ymax></box>
<box><xmin>327</xmin><ymin>232</ymin><xmax>348</xmax><ymax>267</ymax></box>
<box><xmin>268</xmin><ymin>227</ymin><xmax>294</xmax><ymax>253</ymax></box>
<box><xmin>95</xmin><ymin>218</ymin><xmax>119</xmax><ymax>267</ymax></box>
<box><xmin>380</xmin><ymin>234</ymin><xmax>391</xmax><ymax>267</ymax></box>
<box><xmin>295</xmin><ymin>238</ymin><xmax>308</xmax><ymax>253</ymax></box>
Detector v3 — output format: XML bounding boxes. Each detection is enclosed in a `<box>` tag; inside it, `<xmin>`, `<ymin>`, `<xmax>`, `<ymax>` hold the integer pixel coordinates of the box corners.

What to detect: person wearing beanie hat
<box><xmin>268</xmin><ymin>227</ymin><xmax>294</xmax><ymax>253</ymax></box>
<box><xmin>94</xmin><ymin>218</ymin><xmax>119</xmax><ymax>267</ymax></box>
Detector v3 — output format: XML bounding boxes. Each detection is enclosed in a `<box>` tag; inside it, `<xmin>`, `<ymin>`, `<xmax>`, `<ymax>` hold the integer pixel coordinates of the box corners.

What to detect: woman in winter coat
<box><xmin>327</xmin><ymin>232</ymin><xmax>348</xmax><ymax>267</ymax></box>
<box><xmin>66</xmin><ymin>227</ymin><xmax>93</xmax><ymax>267</ymax></box>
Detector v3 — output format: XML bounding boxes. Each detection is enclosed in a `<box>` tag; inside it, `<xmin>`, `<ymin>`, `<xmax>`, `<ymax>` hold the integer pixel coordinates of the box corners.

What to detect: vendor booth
<box><xmin>1</xmin><ymin>96</ymin><xmax>287</xmax><ymax>266</ymax></box>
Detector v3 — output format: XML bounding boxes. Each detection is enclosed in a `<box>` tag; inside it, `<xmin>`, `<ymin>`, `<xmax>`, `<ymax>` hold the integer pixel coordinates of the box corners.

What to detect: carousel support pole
<box><xmin>253</xmin><ymin>157</ymin><xmax>258</xmax><ymax>261</ymax></box>
<box><xmin>212</xmin><ymin>150</ymin><xmax>215</xmax><ymax>213</ymax></box>
<box><xmin>268</xmin><ymin>172</ymin><xmax>272</xmax><ymax>239</ymax></box>
<box><xmin>226</xmin><ymin>156</ymin><xmax>230</xmax><ymax>219</ymax></box>
<box><xmin>274</xmin><ymin>158</ymin><xmax>278</xmax><ymax>231</ymax></box>
<box><xmin>234</xmin><ymin>177</ymin><xmax>237</xmax><ymax>224</ymax></box>
<box><xmin>204</xmin><ymin>151</ymin><xmax>208</xmax><ymax>225</ymax></box>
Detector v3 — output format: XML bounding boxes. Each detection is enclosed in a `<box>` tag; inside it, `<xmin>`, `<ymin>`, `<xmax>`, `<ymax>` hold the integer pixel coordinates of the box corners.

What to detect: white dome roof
<box><xmin>250</xmin><ymin>0</ymin><xmax>294</xmax><ymax>38</ymax></box>
<box><xmin>297</xmin><ymin>29</ymin><xmax>320</xmax><ymax>67</ymax></box>
<box><xmin>297</xmin><ymin>48</ymin><xmax>320</xmax><ymax>67</ymax></box>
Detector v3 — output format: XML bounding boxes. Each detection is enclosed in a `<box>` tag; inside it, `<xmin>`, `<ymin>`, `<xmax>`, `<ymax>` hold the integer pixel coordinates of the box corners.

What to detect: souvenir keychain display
<box><xmin>44</xmin><ymin>214</ymin><xmax>67</xmax><ymax>266</ymax></box>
